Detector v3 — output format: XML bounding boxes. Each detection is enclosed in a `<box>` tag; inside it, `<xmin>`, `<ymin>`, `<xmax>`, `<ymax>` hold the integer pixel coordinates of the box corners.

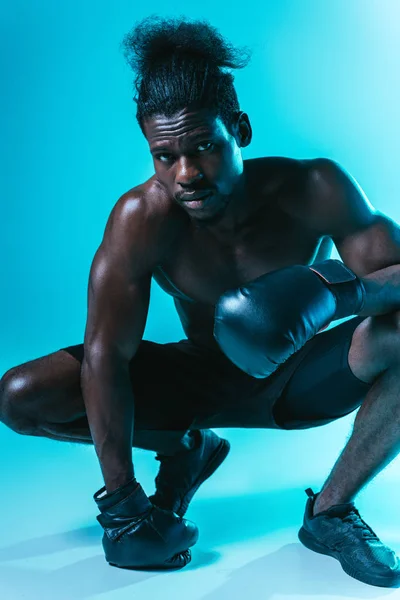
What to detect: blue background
<box><xmin>3</xmin><ymin>2</ymin><xmax>400</xmax><ymax>360</ymax></box>
<box><xmin>2</xmin><ymin>2</ymin><xmax>400</xmax><ymax>597</ymax></box>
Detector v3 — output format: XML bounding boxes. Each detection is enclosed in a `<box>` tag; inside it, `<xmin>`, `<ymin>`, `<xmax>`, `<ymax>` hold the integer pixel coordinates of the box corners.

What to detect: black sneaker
<box><xmin>298</xmin><ymin>488</ymin><xmax>400</xmax><ymax>588</ymax></box>
<box><xmin>148</xmin><ymin>430</ymin><xmax>230</xmax><ymax>517</ymax></box>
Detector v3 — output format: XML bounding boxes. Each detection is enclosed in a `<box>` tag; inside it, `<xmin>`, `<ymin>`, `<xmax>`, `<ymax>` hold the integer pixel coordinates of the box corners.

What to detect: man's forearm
<box><xmin>81</xmin><ymin>356</ymin><xmax>135</xmax><ymax>493</ymax></box>
<box><xmin>359</xmin><ymin>264</ymin><xmax>400</xmax><ymax>317</ymax></box>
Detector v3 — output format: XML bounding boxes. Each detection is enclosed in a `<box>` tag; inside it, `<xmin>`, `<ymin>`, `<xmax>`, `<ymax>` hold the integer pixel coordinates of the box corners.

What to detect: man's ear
<box><xmin>233</xmin><ymin>111</ymin><xmax>252</xmax><ymax>148</ymax></box>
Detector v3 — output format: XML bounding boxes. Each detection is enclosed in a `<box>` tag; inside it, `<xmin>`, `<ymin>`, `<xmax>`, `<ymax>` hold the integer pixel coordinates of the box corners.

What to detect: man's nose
<box><xmin>176</xmin><ymin>156</ymin><xmax>204</xmax><ymax>187</ymax></box>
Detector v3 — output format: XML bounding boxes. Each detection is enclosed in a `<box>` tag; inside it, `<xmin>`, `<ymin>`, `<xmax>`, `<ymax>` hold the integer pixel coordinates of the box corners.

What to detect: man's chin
<box><xmin>191</xmin><ymin>201</ymin><xmax>229</xmax><ymax>227</ymax></box>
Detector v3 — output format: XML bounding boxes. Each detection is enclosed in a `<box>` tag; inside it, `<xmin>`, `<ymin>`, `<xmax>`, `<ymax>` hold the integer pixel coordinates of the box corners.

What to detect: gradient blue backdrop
<box><xmin>2</xmin><ymin>0</ymin><xmax>400</xmax><ymax>573</ymax></box>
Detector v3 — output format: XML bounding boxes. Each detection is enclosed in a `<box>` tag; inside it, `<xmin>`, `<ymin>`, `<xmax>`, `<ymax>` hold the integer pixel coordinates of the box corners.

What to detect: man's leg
<box><xmin>0</xmin><ymin>350</ymin><xmax>196</xmax><ymax>455</ymax></box>
<box><xmin>270</xmin><ymin>313</ymin><xmax>400</xmax><ymax>586</ymax></box>
<box><xmin>313</xmin><ymin>311</ymin><xmax>400</xmax><ymax>514</ymax></box>
<box><xmin>0</xmin><ymin>339</ymin><xmax>231</xmax><ymax>517</ymax></box>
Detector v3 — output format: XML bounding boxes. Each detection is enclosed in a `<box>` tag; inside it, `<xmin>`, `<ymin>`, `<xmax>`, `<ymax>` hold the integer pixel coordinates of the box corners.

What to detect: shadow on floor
<box><xmin>0</xmin><ymin>487</ymin><xmax>396</xmax><ymax>599</ymax></box>
<box><xmin>200</xmin><ymin>543</ymin><xmax>393</xmax><ymax>599</ymax></box>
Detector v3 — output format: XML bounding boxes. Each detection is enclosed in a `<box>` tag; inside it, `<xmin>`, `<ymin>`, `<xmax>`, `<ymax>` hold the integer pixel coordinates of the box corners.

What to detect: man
<box><xmin>2</xmin><ymin>15</ymin><xmax>400</xmax><ymax>587</ymax></box>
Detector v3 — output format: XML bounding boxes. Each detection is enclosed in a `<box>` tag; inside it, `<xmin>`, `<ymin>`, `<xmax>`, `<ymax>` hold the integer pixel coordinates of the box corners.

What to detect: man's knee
<box><xmin>0</xmin><ymin>368</ymin><xmax>38</xmax><ymax>435</ymax></box>
<box><xmin>350</xmin><ymin>310</ymin><xmax>400</xmax><ymax>380</ymax></box>
<box><xmin>368</xmin><ymin>309</ymin><xmax>400</xmax><ymax>356</ymax></box>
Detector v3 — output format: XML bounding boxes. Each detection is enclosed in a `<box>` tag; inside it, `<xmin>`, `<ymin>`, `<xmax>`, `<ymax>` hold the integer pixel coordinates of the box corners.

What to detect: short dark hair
<box><xmin>121</xmin><ymin>15</ymin><xmax>252</xmax><ymax>134</ymax></box>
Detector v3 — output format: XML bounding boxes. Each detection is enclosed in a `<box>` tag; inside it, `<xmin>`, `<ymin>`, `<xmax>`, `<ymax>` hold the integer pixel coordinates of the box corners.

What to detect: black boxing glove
<box><xmin>94</xmin><ymin>477</ymin><xmax>199</xmax><ymax>569</ymax></box>
<box><xmin>213</xmin><ymin>259</ymin><xmax>365</xmax><ymax>379</ymax></box>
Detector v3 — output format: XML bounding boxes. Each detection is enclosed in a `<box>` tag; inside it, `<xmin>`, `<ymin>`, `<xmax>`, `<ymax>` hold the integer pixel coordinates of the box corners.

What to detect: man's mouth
<box><xmin>180</xmin><ymin>191</ymin><xmax>213</xmax><ymax>208</ymax></box>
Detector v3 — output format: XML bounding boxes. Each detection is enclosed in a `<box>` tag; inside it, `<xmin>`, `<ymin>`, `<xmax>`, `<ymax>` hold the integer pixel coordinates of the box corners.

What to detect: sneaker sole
<box><xmin>298</xmin><ymin>526</ymin><xmax>400</xmax><ymax>588</ymax></box>
<box><xmin>176</xmin><ymin>438</ymin><xmax>231</xmax><ymax>517</ymax></box>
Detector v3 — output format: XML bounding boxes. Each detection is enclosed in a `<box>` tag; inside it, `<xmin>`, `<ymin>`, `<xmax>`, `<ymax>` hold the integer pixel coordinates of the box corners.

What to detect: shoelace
<box><xmin>342</xmin><ymin>508</ymin><xmax>381</xmax><ymax>542</ymax></box>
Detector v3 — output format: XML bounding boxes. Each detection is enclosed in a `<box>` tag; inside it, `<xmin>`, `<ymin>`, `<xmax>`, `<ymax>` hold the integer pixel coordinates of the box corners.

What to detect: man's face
<box><xmin>143</xmin><ymin>107</ymin><xmax>249</xmax><ymax>223</ymax></box>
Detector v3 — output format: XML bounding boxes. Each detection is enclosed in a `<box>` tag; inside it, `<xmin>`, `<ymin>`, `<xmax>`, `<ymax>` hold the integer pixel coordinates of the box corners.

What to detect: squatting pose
<box><xmin>3</xmin><ymin>16</ymin><xmax>400</xmax><ymax>588</ymax></box>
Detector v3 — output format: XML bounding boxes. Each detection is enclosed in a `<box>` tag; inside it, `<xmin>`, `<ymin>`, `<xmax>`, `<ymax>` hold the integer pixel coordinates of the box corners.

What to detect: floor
<box><xmin>1</xmin><ymin>424</ymin><xmax>400</xmax><ymax>600</ymax></box>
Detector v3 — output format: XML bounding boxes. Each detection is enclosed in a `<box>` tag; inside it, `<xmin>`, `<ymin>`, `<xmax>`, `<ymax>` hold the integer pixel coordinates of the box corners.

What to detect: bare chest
<box><xmin>154</xmin><ymin>211</ymin><xmax>325</xmax><ymax>305</ymax></box>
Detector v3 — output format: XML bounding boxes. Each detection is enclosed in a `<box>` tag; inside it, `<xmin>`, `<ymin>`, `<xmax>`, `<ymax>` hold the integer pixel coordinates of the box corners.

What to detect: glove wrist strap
<box><xmin>94</xmin><ymin>478</ymin><xmax>152</xmax><ymax>516</ymax></box>
<box><xmin>309</xmin><ymin>259</ymin><xmax>365</xmax><ymax>319</ymax></box>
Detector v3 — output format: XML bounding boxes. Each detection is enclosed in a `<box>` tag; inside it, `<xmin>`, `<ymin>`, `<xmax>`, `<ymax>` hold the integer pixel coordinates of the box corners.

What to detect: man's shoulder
<box><xmin>103</xmin><ymin>176</ymin><xmax>187</xmax><ymax>258</ymax></box>
<box><xmin>116</xmin><ymin>175</ymin><xmax>176</xmax><ymax>218</ymax></box>
<box><xmin>252</xmin><ymin>155</ymin><xmax>341</xmax><ymax>215</ymax></box>
<box><xmin>110</xmin><ymin>176</ymin><xmax>186</xmax><ymax>232</ymax></box>
<box><xmin>248</xmin><ymin>155</ymin><xmax>335</xmax><ymax>187</ymax></box>
<box><xmin>247</xmin><ymin>156</ymin><xmax>309</xmax><ymax>201</ymax></box>
<box><xmin>264</xmin><ymin>157</ymin><xmax>375</xmax><ymax>236</ymax></box>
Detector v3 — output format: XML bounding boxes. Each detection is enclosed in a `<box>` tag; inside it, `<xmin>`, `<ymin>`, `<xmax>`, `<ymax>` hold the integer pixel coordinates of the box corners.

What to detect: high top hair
<box><xmin>121</xmin><ymin>15</ymin><xmax>252</xmax><ymax>133</ymax></box>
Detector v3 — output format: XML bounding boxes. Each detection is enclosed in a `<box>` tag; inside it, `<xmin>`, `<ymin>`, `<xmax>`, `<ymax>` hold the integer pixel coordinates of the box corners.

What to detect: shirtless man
<box><xmin>2</xmin><ymin>16</ymin><xmax>400</xmax><ymax>588</ymax></box>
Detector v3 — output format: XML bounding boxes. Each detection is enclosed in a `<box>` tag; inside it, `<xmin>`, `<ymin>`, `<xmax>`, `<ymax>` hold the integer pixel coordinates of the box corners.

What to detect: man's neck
<box><xmin>194</xmin><ymin>167</ymin><xmax>251</xmax><ymax>240</ymax></box>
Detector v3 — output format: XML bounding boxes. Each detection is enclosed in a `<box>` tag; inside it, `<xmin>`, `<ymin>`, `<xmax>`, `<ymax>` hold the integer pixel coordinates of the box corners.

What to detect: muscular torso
<box><xmin>143</xmin><ymin>157</ymin><xmax>334</xmax><ymax>349</ymax></box>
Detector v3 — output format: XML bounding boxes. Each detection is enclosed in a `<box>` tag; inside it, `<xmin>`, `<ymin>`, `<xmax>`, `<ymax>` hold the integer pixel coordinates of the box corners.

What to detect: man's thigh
<box><xmin>62</xmin><ymin>338</ymin><xmax>252</xmax><ymax>431</ymax></box>
<box><xmin>62</xmin><ymin>318</ymin><xmax>372</xmax><ymax>433</ymax></box>
<box><xmin>272</xmin><ymin>316</ymin><xmax>372</xmax><ymax>430</ymax></box>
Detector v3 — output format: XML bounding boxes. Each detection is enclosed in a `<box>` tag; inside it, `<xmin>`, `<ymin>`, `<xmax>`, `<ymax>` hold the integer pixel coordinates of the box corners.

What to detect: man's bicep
<box><xmin>303</xmin><ymin>159</ymin><xmax>400</xmax><ymax>275</ymax></box>
<box><xmin>334</xmin><ymin>214</ymin><xmax>400</xmax><ymax>276</ymax></box>
<box><xmin>83</xmin><ymin>247</ymin><xmax>152</xmax><ymax>364</ymax></box>
<box><xmin>82</xmin><ymin>196</ymin><xmax>157</xmax><ymax>364</ymax></box>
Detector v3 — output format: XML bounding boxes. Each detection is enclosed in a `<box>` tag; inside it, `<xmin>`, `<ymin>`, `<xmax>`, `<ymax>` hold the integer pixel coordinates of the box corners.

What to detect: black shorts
<box><xmin>61</xmin><ymin>316</ymin><xmax>371</xmax><ymax>432</ymax></box>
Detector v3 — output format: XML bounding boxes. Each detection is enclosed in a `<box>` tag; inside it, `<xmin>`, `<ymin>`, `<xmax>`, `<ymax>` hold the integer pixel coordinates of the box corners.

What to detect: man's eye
<box><xmin>197</xmin><ymin>142</ymin><xmax>214</xmax><ymax>152</ymax></box>
<box><xmin>156</xmin><ymin>154</ymin><xmax>173</xmax><ymax>163</ymax></box>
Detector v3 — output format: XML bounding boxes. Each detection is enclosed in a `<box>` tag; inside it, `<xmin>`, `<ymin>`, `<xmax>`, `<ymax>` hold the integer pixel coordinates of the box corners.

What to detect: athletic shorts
<box><xmin>61</xmin><ymin>316</ymin><xmax>371</xmax><ymax>431</ymax></box>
